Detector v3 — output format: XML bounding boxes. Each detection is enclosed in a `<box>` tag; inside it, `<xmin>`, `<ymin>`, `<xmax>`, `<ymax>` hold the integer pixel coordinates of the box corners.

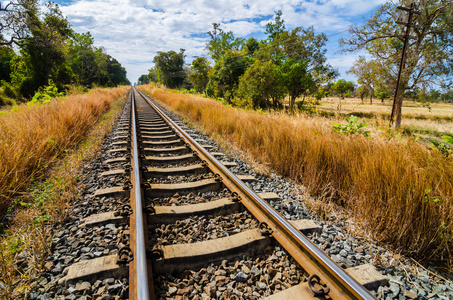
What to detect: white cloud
<box><xmin>53</xmin><ymin>0</ymin><xmax>384</xmax><ymax>83</ymax></box>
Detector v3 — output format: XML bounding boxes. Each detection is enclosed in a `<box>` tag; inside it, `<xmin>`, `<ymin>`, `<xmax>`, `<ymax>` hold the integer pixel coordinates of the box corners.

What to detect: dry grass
<box><xmin>0</xmin><ymin>87</ymin><xmax>129</xmax><ymax>216</ymax></box>
<box><xmin>139</xmin><ymin>84</ymin><xmax>453</xmax><ymax>270</ymax></box>
<box><xmin>0</xmin><ymin>89</ymin><xmax>127</xmax><ymax>298</ymax></box>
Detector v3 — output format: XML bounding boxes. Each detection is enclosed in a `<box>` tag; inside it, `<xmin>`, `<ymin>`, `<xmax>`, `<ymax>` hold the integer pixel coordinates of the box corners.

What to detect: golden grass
<box><xmin>139</xmin><ymin>84</ymin><xmax>453</xmax><ymax>268</ymax></box>
<box><xmin>0</xmin><ymin>87</ymin><xmax>129</xmax><ymax>215</ymax></box>
<box><xmin>0</xmin><ymin>90</ymin><xmax>127</xmax><ymax>298</ymax></box>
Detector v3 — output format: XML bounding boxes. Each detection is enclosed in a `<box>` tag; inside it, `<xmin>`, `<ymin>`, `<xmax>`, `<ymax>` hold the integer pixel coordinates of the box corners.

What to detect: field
<box><xmin>139</xmin><ymin>84</ymin><xmax>453</xmax><ymax>271</ymax></box>
<box><xmin>316</xmin><ymin>97</ymin><xmax>453</xmax><ymax>138</ymax></box>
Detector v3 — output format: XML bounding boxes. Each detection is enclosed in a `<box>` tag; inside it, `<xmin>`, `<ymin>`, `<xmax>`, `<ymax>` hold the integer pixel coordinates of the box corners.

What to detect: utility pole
<box><xmin>390</xmin><ymin>3</ymin><xmax>419</xmax><ymax>128</ymax></box>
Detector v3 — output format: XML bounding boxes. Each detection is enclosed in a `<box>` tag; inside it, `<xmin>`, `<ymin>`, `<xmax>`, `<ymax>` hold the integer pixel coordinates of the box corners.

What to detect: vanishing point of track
<box><xmin>125</xmin><ymin>87</ymin><xmax>378</xmax><ymax>300</ymax></box>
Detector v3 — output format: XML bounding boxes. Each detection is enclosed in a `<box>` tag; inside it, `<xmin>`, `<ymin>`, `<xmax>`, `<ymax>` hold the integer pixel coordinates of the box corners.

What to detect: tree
<box><xmin>148</xmin><ymin>68</ymin><xmax>158</xmax><ymax>82</ymax></box>
<box><xmin>189</xmin><ymin>57</ymin><xmax>211</xmax><ymax>94</ymax></box>
<box><xmin>68</xmin><ymin>32</ymin><xmax>107</xmax><ymax>87</ymax></box>
<box><xmin>9</xmin><ymin>1</ymin><xmax>73</xmax><ymax>97</ymax></box>
<box><xmin>100</xmin><ymin>55</ymin><xmax>129</xmax><ymax>87</ymax></box>
<box><xmin>237</xmin><ymin>12</ymin><xmax>334</xmax><ymax>108</ymax></box>
<box><xmin>0</xmin><ymin>0</ymin><xmax>40</xmax><ymax>46</ymax></box>
<box><xmin>206</xmin><ymin>23</ymin><xmax>244</xmax><ymax>61</ymax></box>
<box><xmin>356</xmin><ymin>85</ymin><xmax>370</xmax><ymax>104</ymax></box>
<box><xmin>152</xmin><ymin>49</ymin><xmax>186</xmax><ymax>88</ymax></box>
<box><xmin>333</xmin><ymin>79</ymin><xmax>355</xmax><ymax>99</ymax></box>
<box><xmin>264</xmin><ymin>10</ymin><xmax>285</xmax><ymax>42</ymax></box>
<box><xmin>312</xmin><ymin>69</ymin><xmax>337</xmax><ymax>103</ymax></box>
<box><xmin>236</xmin><ymin>58</ymin><xmax>284</xmax><ymax>109</ymax></box>
<box><xmin>0</xmin><ymin>41</ymin><xmax>15</xmax><ymax>82</ymax></box>
<box><xmin>375</xmin><ymin>86</ymin><xmax>389</xmax><ymax>102</ymax></box>
<box><xmin>208</xmin><ymin>50</ymin><xmax>253</xmax><ymax>102</ymax></box>
<box><xmin>137</xmin><ymin>74</ymin><xmax>150</xmax><ymax>85</ymax></box>
<box><xmin>244</xmin><ymin>37</ymin><xmax>259</xmax><ymax>56</ymax></box>
<box><xmin>341</xmin><ymin>0</ymin><xmax>453</xmax><ymax>127</ymax></box>
<box><xmin>347</xmin><ymin>56</ymin><xmax>385</xmax><ymax>104</ymax></box>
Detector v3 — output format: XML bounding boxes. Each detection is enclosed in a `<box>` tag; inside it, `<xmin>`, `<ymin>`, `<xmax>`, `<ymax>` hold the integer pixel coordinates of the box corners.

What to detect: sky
<box><xmin>50</xmin><ymin>0</ymin><xmax>388</xmax><ymax>84</ymax></box>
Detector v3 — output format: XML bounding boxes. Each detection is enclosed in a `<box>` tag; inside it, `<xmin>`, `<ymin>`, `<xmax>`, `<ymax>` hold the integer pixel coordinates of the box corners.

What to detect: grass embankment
<box><xmin>0</xmin><ymin>87</ymin><xmax>128</xmax><ymax>215</ymax></box>
<box><xmin>139</xmin><ymin>84</ymin><xmax>453</xmax><ymax>270</ymax></box>
<box><xmin>0</xmin><ymin>87</ymin><xmax>128</xmax><ymax>298</ymax></box>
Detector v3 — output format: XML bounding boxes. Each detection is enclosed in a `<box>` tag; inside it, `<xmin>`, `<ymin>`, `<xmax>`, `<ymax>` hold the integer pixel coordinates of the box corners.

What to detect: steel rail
<box><xmin>130</xmin><ymin>87</ymin><xmax>151</xmax><ymax>299</ymax></box>
<box><xmin>136</xmin><ymin>88</ymin><xmax>376</xmax><ymax>300</ymax></box>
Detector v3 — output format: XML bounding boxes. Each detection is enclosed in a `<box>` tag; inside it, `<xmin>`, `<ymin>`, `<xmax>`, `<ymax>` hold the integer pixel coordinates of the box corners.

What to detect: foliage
<box><xmin>0</xmin><ymin>43</ymin><xmax>16</xmax><ymax>82</ymax></box>
<box><xmin>244</xmin><ymin>37</ymin><xmax>259</xmax><ymax>55</ymax></box>
<box><xmin>233</xmin><ymin>13</ymin><xmax>336</xmax><ymax>109</ymax></box>
<box><xmin>333</xmin><ymin>79</ymin><xmax>355</xmax><ymax>99</ymax></box>
<box><xmin>99</xmin><ymin>55</ymin><xmax>129</xmax><ymax>87</ymax></box>
<box><xmin>0</xmin><ymin>1</ymin><xmax>129</xmax><ymax>100</ymax></box>
<box><xmin>347</xmin><ymin>56</ymin><xmax>387</xmax><ymax>104</ymax></box>
<box><xmin>442</xmin><ymin>135</ymin><xmax>453</xmax><ymax>145</ymax></box>
<box><xmin>188</xmin><ymin>57</ymin><xmax>211</xmax><ymax>94</ymax></box>
<box><xmin>29</xmin><ymin>81</ymin><xmax>64</xmax><ymax>104</ymax></box>
<box><xmin>375</xmin><ymin>86</ymin><xmax>390</xmax><ymax>102</ymax></box>
<box><xmin>208</xmin><ymin>50</ymin><xmax>253</xmax><ymax>103</ymax></box>
<box><xmin>206</xmin><ymin>23</ymin><xmax>245</xmax><ymax>61</ymax></box>
<box><xmin>137</xmin><ymin>74</ymin><xmax>150</xmax><ymax>85</ymax></box>
<box><xmin>68</xmin><ymin>32</ymin><xmax>106</xmax><ymax>87</ymax></box>
<box><xmin>333</xmin><ymin>115</ymin><xmax>370</xmax><ymax>137</ymax></box>
<box><xmin>235</xmin><ymin>58</ymin><xmax>283</xmax><ymax>109</ymax></box>
<box><xmin>264</xmin><ymin>10</ymin><xmax>286</xmax><ymax>42</ymax></box>
<box><xmin>152</xmin><ymin>49</ymin><xmax>186</xmax><ymax>88</ymax></box>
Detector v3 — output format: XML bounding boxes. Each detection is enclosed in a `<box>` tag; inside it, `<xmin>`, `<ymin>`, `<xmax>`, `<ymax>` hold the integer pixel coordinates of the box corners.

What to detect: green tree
<box><xmin>312</xmin><ymin>69</ymin><xmax>336</xmax><ymax>102</ymax></box>
<box><xmin>152</xmin><ymin>49</ymin><xmax>186</xmax><ymax>88</ymax></box>
<box><xmin>264</xmin><ymin>10</ymin><xmax>285</xmax><ymax>42</ymax></box>
<box><xmin>236</xmin><ymin>58</ymin><xmax>284</xmax><ymax>109</ymax></box>
<box><xmin>137</xmin><ymin>74</ymin><xmax>150</xmax><ymax>85</ymax></box>
<box><xmin>0</xmin><ymin>41</ymin><xmax>16</xmax><ymax>82</ymax></box>
<box><xmin>68</xmin><ymin>32</ymin><xmax>106</xmax><ymax>87</ymax></box>
<box><xmin>333</xmin><ymin>79</ymin><xmax>355</xmax><ymax>99</ymax></box>
<box><xmin>356</xmin><ymin>85</ymin><xmax>370</xmax><ymax>104</ymax></box>
<box><xmin>208</xmin><ymin>50</ymin><xmax>253</xmax><ymax>102</ymax></box>
<box><xmin>275</xmin><ymin>27</ymin><xmax>330</xmax><ymax>107</ymax></box>
<box><xmin>8</xmin><ymin>2</ymin><xmax>73</xmax><ymax>98</ymax></box>
<box><xmin>347</xmin><ymin>56</ymin><xmax>385</xmax><ymax>104</ymax></box>
<box><xmin>189</xmin><ymin>57</ymin><xmax>211</xmax><ymax>94</ymax></box>
<box><xmin>206</xmin><ymin>23</ymin><xmax>244</xmax><ymax>61</ymax></box>
<box><xmin>237</xmin><ymin>13</ymin><xmax>334</xmax><ymax>108</ymax></box>
<box><xmin>100</xmin><ymin>55</ymin><xmax>129</xmax><ymax>87</ymax></box>
<box><xmin>244</xmin><ymin>37</ymin><xmax>259</xmax><ymax>56</ymax></box>
<box><xmin>341</xmin><ymin>0</ymin><xmax>453</xmax><ymax>127</ymax></box>
<box><xmin>375</xmin><ymin>86</ymin><xmax>389</xmax><ymax>102</ymax></box>
<box><xmin>148</xmin><ymin>67</ymin><xmax>158</xmax><ymax>82</ymax></box>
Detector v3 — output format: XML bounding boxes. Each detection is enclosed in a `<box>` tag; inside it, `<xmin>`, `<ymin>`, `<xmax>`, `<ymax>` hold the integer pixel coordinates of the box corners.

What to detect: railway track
<box><xmin>54</xmin><ymin>88</ymin><xmax>389</xmax><ymax>299</ymax></box>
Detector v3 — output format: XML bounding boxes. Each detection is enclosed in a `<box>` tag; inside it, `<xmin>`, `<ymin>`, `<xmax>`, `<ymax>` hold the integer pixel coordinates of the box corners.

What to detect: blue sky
<box><xmin>51</xmin><ymin>0</ymin><xmax>387</xmax><ymax>84</ymax></box>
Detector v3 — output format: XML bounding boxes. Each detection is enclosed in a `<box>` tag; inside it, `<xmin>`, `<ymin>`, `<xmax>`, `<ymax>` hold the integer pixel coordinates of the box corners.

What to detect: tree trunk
<box><xmin>290</xmin><ymin>94</ymin><xmax>296</xmax><ymax>107</ymax></box>
<box><xmin>369</xmin><ymin>94</ymin><xmax>373</xmax><ymax>105</ymax></box>
<box><xmin>390</xmin><ymin>88</ymin><xmax>405</xmax><ymax>128</ymax></box>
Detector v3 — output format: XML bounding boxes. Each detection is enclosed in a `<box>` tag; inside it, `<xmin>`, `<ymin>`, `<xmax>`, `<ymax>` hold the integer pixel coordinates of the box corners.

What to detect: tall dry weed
<box><xmin>0</xmin><ymin>88</ymin><xmax>127</xmax><ymax>298</ymax></box>
<box><xmin>0</xmin><ymin>87</ymin><xmax>128</xmax><ymax>215</ymax></box>
<box><xmin>139</xmin><ymin>84</ymin><xmax>453</xmax><ymax>267</ymax></box>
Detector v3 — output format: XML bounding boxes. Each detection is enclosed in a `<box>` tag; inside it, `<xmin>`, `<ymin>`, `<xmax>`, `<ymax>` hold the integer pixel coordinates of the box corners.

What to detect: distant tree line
<box><xmin>140</xmin><ymin>12</ymin><xmax>338</xmax><ymax>110</ymax></box>
<box><xmin>0</xmin><ymin>0</ymin><xmax>130</xmax><ymax>103</ymax></box>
